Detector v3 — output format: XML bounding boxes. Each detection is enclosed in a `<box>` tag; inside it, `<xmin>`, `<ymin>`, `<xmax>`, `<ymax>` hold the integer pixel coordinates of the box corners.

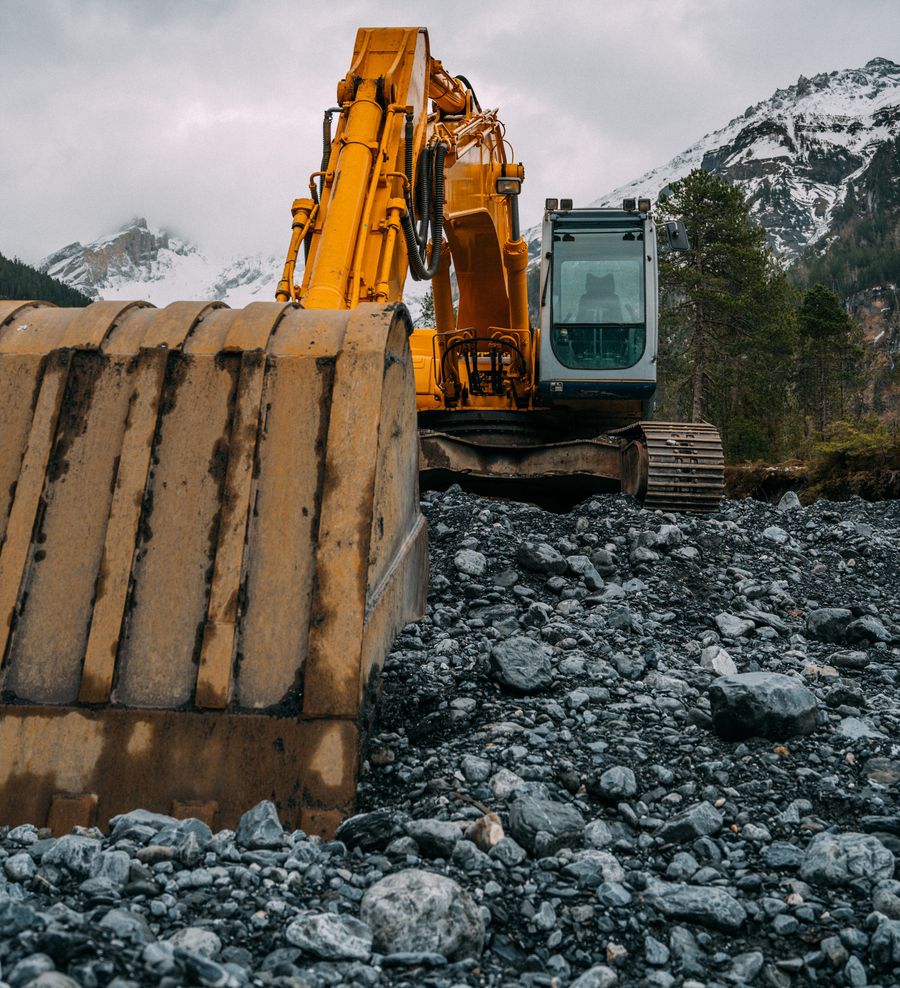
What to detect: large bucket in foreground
<box><xmin>0</xmin><ymin>298</ymin><xmax>427</xmax><ymax>837</ymax></box>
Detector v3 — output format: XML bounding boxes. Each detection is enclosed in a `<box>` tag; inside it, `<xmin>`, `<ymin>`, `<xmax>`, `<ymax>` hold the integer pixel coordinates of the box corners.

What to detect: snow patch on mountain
<box><xmin>593</xmin><ymin>58</ymin><xmax>900</xmax><ymax>261</ymax></box>
<box><xmin>40</xmin><ymin>218</ymin><xmax>278</xmax><ymax>308</ymax></box>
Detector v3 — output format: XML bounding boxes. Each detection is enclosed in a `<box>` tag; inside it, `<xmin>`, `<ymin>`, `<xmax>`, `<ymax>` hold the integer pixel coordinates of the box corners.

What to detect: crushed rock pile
<box><xmin>0</xmin><ymin>490</ymin><xmax>899</xmax><ymax>988</ymax></box>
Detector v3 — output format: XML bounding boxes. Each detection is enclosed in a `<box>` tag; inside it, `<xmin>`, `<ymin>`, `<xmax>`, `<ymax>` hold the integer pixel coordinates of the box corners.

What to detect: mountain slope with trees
<box><xmin>0</xmin><ymin>252</ymin><xmax>92</xmax><ymax>307</ymax></box>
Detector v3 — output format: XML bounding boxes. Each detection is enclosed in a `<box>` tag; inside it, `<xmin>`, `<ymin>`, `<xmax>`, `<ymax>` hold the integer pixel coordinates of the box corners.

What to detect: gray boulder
<box><xmin>508</xmin><ymin>793</ymin><xmax>584</xmax><ymax>857</ymax></box>
<box><xmin>567</xmin><ymin>554</ymin><xmax>604</xmax><ymax>590</ymax></box>
<box><xmin>454</xmin><ymin>549</ymin><xmax>486</xmax><ymax>577</ymax></box>
<box><xmin>88</xmin><ymin>850</ymin><xmax>131</xmax><ymax>887</ymax></box>
<box><xmin>405</xmin><ymin>819</ymin><xmax>462</xmax><ymax>858</ymax></box>
<box><xmin>41</xmin><ymin>835</ymin><xmax>101</xmax><ymax>877</ymax></box>
<box><xmin>657</xmin><ymin>801</ymin><xmax>723</xmax><ymax>843</ymax></box>
<box><xmin>846</xmin><ymin>615</ymin><xmax>892</xmax><ymax>643</ymax></box>
<box><xmin>700</xmin><ymin>645</ymin><xmax>737</xmax><ymax>676</ymax></box>
<box><xmin>708</xmin><ymin>672</ymin><xmax>817</xmax><ymax>740</ymax></box>
<box><xmin>235</xmin><ymin>800</ymin><xmax>284</xmax><ymax>850</ymax></box>
<box><xmin>590</xmin><ymin>765</ymin><xmax>637</xmax><ymax>801</ymax></box>
<box><xmin>360</xmin><ymin>869</ymin><xmax>484</xmax><ymax>960</ymax></box>
<box><xmin>489</xmin><ymin>636</ymin><xmax>552</xmax><ymax>694</ymax></box>
<box><xmin>4</xmin><ymin>852</ymin><xmax>36</xmax><ymax>883</ymax></box>
<box><xmin>18</xmin><ymin>974</ymin><xmax>80</xmax><ymax>988</ymax></box>
<box><xmin>715</xmin><ymin>613</ymin><xmax>755</xmax><ymax>638</ymax></box>
<box><xmin>830</xmin><ymin>649</ymin><xmax>870</xmax><ymax>670</ymax></box>
<box><xmin>284</xmin><ymin>911</ymin><xmax>373</xmax><ymax>960</ymax></box>
<box><xmin>562</xmin><ymin>850</ymin><xmax>625</xmax><ymax>887</ymax></box>
<box><xmin>108</xmin><ymin>809</ymin><xmax>178</xmax><ymax>844</ymax></box>
<box><xmin>334</xmin><ymin>810</ymin><xmax>401</xmax><ymax>851</ymax></box>
<box><xmin>777</xmin><ymin>490</ymin><xmax>802</xmax><ymax>513</ymax></box>
<box><xmin>649</xmin><ymin>881</ymin><xmax>747</xmax><ymax>931</ymax></box>
<box><xmin>8</xmin><ymin>954</ymin><xmax>55</xmax><ymax>987</ymax></box>
<box><xmin>762</xmin><ymin>842</ymin><xmax>804</xmax><ymax>870</ymax></box>
<box><xmin>806</xmin><ymin>608</ymin><xmax>853</xmax><ymax>643</ymax></box>
<box><xmin>570</xmin><ymin>966</ymin><xmax>619</xmax><ymax>987</ymax></box>
<box><xmin>800</xmin><ymin>831</ymin><xmax>895</xmax><ymax>887</ymax></box>
<box><xmin>167</xmin><ymin>928</ymin><xmax>222</xmax><ymax>958</ymax></box>
<box><xmin>517</xmin><ymin>542</ymin><xmax>567</xmax><ymax>575</ymax></box>
<box><xmin>98</xmin><ymin>907</ymin><xmax>155</xmax><ymax>944</ymax></box>
<box><xmin>870</xmin><ymin>918</ymin><xmax>900</xmax><ymax>970</ymax></box>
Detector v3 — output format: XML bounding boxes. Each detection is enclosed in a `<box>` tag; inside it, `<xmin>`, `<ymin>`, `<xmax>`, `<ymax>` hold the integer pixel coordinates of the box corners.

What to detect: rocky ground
<box><xmin>1</xmin><ymin>490</ymin><xmax>899</xmax><ymax>988</ymax></box>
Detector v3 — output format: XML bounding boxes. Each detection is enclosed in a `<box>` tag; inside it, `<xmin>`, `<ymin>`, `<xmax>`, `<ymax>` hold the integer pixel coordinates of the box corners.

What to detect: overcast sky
<box><xmin>2</xmin><ymin>0</ymin><xmax>898</xmax><ymax>264</ymax></box>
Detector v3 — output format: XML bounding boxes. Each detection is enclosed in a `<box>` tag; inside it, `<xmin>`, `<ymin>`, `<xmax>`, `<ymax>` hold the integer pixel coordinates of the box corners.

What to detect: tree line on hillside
<box><xmin>655</xmin><ymin>169</ymin><xmax>878</xmax><ymax>463</ymax></box>
<box><xmin>0</xmin><ymin>252</ymin><xmax>92</xmax><ymax>307</ymax></box>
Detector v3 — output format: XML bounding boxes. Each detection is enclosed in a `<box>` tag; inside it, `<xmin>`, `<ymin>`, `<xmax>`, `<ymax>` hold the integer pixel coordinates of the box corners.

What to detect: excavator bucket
<box><xmin>0</xmin><ymin>298</ymin><xmax>426</xmax><ymax>837</ymax></box>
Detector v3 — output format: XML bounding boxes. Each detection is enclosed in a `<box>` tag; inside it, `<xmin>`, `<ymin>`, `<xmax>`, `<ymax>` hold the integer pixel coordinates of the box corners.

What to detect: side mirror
<box><xmin>665</xmin><ymin>220</ymin><xmax>690</xmax><ymax>251</ymax></box>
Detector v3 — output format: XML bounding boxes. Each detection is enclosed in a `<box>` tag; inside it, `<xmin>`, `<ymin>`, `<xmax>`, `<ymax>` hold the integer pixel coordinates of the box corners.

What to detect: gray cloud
<box><xmin>2</xmin><ymin>0</ymin><xmax>897</xmax><ymax>264</ymax></box>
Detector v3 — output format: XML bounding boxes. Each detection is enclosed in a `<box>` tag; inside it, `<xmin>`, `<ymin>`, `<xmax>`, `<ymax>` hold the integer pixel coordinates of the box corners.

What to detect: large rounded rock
<box><xmin>846</xmin><ymin>614</ymin><xmax>892</xmax><ymax>643</ymax></box>
<box><xmin>360</xmin><ymin>869</ymin><xmax>484</xmax><ymax>960</ymax></box>
<box><xmin>405</xmin><ymin>819</ymin><xmax>462</xmax><ymax>858</ymax></box>
<box><xmin>800</xmin><ymin>831</ymin><xmax>895</xmax><ymax>887</ymax></box>
<box><xmin>657</xmin><ymin>801</ymin><xmax>723</xmax><ymax>843</ymax></box>
<box><xmin>41</xmin><ymin>835</ymin><xmax>101</xmax><ymax>877</ymax></box>
<box><xmin>806</xmin><ymin>607</ymin><xmax>853</xmax><ymax>643</ymax></box>
<box><xmin>708</xmin><ymin>672</ymin><xmax>817</xmax><ymax>740</ymax></box>
<box><xmin>871</xmin><ymin>918</ymin><xmax>900</xmax><ymax>970</ymax></box>
<box><xmin>649</xmin><ymin>881</ymin><xmax>747</xmax><ymax>931</ymax></box>
<box><xmin>454</xmin><ymin>549</ymin><xmax>486</xmax><ymax>577</ymax></box>
<box><xmin>516</xmin><ymin>542</ymin><xmax>567</xmax><ymax>575</ymax></box>
<box><xmin>489</xmin><ymin>636</ymin><xmax>552</xmax><ymax>694</ymax></box>
<box><xmin>285</xmin><ymin>911</ymin><xmax>373</xmax><ymax>960</ymax></box>
<box><xmin>507</xmin><ymin>793</ymin><xmax>584</xmax><ymax>857</ymax></box>
<box><xmin>570</xmin><ymin>966</ymin><xmax>619</xmax><ymax>988</ymax></box>
<box><xmin>588</xmin><ymin>766</ymin><xmax>637</xmax><ymax>802</ymax></box>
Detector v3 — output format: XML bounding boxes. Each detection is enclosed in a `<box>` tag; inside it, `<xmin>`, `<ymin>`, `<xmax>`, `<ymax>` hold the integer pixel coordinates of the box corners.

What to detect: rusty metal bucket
<box><xmin>0</xmin><ymin>298</ymin><xmax>426</xmax><ymax>837</ymax></box>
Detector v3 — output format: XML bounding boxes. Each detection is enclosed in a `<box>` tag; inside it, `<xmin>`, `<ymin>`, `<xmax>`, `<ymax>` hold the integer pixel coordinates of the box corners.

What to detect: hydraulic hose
<box><xmin>454</xmin><ymin>75</ymin><xmax>481</xmax><ymax>113</ymax></box>
<box><xmin>401</xmin><ymin>142</ymin><xmax>446</xmax><ymax>281</ymax></box>
<box><xmin>320</xmin><ymin>106</ymin><xmax>341</xmax><ymax>198</ymax></box>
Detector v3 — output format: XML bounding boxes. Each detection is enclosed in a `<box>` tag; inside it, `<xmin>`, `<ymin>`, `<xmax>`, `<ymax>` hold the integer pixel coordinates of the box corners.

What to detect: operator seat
<box><xmin>577</xmin><ymin>272</ymin><xmax>623</xmax><ymax>323</ymax></box>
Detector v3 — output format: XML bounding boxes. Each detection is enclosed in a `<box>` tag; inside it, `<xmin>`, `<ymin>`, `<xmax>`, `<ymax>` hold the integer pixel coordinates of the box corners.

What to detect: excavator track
<box><xmin>621</xmin><ymin>420</ymin><xmax>725</xmax><ymax>514</ymax></box>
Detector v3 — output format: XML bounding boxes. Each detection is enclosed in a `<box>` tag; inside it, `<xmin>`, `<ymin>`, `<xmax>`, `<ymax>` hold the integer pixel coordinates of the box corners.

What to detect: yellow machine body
<box><xmin>0</xmin><ymin>26</ymin><xmax>721</xmax><ymax>835</ymax></box>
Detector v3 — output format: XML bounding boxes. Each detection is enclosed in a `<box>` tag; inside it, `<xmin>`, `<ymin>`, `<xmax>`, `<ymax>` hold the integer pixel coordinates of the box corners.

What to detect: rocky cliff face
<box><xmin>40</xmin><ymin>218</ymin><xmax>276</xmax><ymax>308</ymax></box>
<box><xmin>523</xmin><ymin>58</ymin><xmax>900</xmax><ymax>418</ymax></box>
<box><xmin>595</xmin><ymin>57</ymin><xmax>900</xmax><ymax>264</ymax></box>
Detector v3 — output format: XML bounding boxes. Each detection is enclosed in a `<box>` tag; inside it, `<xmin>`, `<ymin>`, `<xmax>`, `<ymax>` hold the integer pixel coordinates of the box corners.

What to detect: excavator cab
<box><xmin>537</xmin><ymin>204</ymin><xmax>659</xmax><ymax>411</ymax></box>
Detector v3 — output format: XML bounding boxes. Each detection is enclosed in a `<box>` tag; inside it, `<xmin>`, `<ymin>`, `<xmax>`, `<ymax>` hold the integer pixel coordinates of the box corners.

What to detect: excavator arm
<box><xmin>275</xmin><ymin>27</ymin><xmax>532</xmax><ymax>410</ymax></box>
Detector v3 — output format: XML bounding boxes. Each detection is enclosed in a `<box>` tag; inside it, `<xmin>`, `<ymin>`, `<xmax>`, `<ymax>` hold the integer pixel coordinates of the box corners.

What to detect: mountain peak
<box><xmin>864</xmin><ymin>56</ymin><xmax>900</xmax><ymax>73</ymax></box>
<box><xmin>591</xmin><ymin>56</ymin><xmax>900</xmax><ymax>263</ymax></box>
<box><xmin>40</xmin><ymin>218</ymin><xmax>278</xmax><ymax>308</ymax></box>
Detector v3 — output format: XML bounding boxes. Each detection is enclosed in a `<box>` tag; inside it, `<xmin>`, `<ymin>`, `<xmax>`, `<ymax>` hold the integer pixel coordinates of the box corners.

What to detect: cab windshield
<box><xmin>551</xmin><ymin>228</ymin><xmax>646</xmax><ymax>370</ymax></box>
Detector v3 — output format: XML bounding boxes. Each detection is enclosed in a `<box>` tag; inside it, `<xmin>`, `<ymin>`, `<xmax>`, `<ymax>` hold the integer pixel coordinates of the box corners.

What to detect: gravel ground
<box><xmin>1</xmin><ymin>490</ymin><xmax>899</xmax><ymax>988</ymax></box>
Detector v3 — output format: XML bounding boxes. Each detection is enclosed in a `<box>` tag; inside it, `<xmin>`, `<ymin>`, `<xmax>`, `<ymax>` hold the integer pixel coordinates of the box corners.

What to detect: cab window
<box><xmin>551</xmin><ymin>229</ymin><xmax>646</xmax><ymax>370</ymax></box>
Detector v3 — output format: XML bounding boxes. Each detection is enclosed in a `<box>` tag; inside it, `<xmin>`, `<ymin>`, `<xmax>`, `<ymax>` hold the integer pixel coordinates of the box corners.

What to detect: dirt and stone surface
<box><xmin>1</xmin><ymin>489</ymin><xmax>899</xmax><ymax>988</ymax></box>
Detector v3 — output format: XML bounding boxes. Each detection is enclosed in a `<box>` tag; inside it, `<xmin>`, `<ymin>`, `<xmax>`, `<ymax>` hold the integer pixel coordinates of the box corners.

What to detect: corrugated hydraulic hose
<box><xmin>402</xmin><ymin>125</ymin><xmax>447</xmax><ymax>282</ymax></box>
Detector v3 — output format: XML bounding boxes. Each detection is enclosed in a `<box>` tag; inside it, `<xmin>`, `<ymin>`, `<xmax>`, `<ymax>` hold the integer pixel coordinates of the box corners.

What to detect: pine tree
<box><xmin>656</xmin><ymin>170</ymin><xmax>796</xmax><ymax>461</ymax></box>
<box><xmin>795</xmin><ymin>284</ymin><xmax>864</xmax><ymax>434</ymax></box>
<box><xmin>417</xmin><ymin>288</ymin><xmax>436</xmax><ymax>327</ymax></box>
<box><xmin>0</xmin><ymin>252</ymin><xmax>92</xmax><ymax>307</ymax></box>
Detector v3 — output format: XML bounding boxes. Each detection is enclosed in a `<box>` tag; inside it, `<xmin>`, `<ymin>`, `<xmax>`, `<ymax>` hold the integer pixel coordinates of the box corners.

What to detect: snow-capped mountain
<box><xmin>39</xmin><ymin>216</ymin><xmax>436</xmax><ymax>321</ymax></box>
<box><xmin>594</xmin><ymin>57</ymin><xmax>900</xmax><ymax>263</ymax></box>
<box><xmin>40</xmin><ymin>218</ymin><xmax>278</xmax><ymax>308</ymax></box>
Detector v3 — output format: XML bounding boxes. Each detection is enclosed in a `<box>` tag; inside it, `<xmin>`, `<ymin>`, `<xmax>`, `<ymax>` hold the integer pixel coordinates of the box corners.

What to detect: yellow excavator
<box><xmin>0</xmin><ymin>27</ymin><xmax>722</xmax><ymax>837</ymax></box>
